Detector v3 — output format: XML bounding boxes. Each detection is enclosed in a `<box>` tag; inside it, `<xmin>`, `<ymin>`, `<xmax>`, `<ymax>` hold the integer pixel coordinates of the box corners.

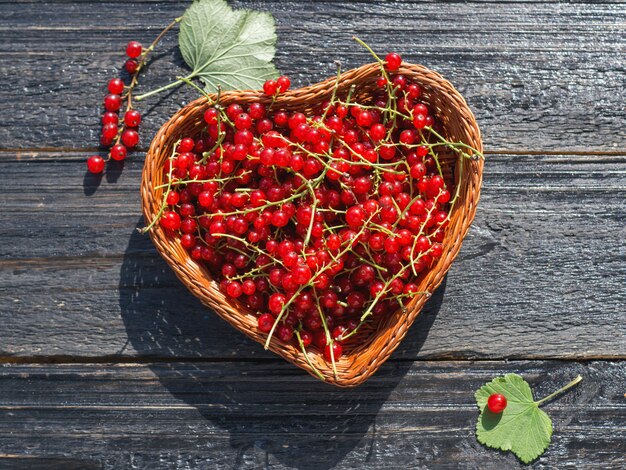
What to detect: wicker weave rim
<box><xmin>141</xmin><ymin>62</ymin><xmax>484</xmax><ymax>387</ymax></box>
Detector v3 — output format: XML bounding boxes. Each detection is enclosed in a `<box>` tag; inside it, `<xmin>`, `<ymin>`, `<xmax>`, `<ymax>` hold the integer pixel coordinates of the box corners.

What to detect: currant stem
<box><xmin>295</xmin><ymin>330</ymin><xmax>324</xmax><ymax>380</ymax></box>
<box><xmin>126</xmin><ymin>16</ymin><xmax>183</xmax><ymax>105</ymax></box>
<box><xmin>352</xmin><ymin>36</ymin><xmax>384</xmax><ymax>64</ymax></box>
<box><xmin>140</xmin><ymin>143</ymin><xmax>178</xmax><ymax>233</ymax></box>
<box><xmin>535</xmin><ymin>375</ymin><xmax>583</xmax><ymax>406</ymax></box>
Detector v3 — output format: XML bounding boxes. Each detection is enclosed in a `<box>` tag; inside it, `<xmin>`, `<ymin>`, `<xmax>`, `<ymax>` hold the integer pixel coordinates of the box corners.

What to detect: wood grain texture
<box><xmin>0</xmin><ymin>360</ymin><xmax>624</xmax><ymax>469</ymax></box>
<box><xmin>0</xmin><ymin>1</ymin><xmax>624</xmax><ymax>151</ymax></box>
<box><xmin>1</xmin><ymin>0</ymin><xmax>625</xmax><ymax>467</ymax></box>
<box><xmin>0</xmin><ymin>152</ymin><xmax>624</xmax><ymax>360</ymax></box>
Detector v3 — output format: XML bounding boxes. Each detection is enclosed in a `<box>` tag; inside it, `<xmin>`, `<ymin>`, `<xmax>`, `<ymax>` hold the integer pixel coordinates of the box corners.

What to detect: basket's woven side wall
<box><xmin>141</xmin><ymin>62</ymin><xmax>483</xmax><ymax>387</ymax></box>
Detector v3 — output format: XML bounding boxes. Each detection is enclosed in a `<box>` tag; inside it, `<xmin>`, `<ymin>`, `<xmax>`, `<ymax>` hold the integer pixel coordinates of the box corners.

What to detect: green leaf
<box><xmin>179</xmin><ymin>0</ymin><xmax>279</xmax><ymax>92</ymax></box>
<box><xmin>475</xmin><ymin>374</ymin><xmax>552</xmax><ymax>464</ymax></box>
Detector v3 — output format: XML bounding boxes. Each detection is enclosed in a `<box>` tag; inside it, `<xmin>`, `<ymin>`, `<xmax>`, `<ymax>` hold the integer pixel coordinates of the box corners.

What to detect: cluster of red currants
<box><xmin>153</xmin><ymin>53</ymin><xmax>456</xmax><ymax>369</ymax></box>
<box><xmin>87</xmin><ymin>41</ymin><xmax>144</xmax><ymax>174</ymax></box>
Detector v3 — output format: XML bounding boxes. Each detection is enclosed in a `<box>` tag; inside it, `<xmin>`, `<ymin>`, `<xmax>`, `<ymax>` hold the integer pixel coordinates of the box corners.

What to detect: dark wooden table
<box><xmin>1</xmin><ymin>1</ymin><xmax>625</xmax><ymax>468</ymax></box>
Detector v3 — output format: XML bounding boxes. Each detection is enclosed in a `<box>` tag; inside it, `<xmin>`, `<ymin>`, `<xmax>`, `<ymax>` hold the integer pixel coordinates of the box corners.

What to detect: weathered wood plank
<box><xmin>1</xmin><ymin>153</ymin><xmax>624</xmax><ymax>360</ymax></box>
<box><xmin>0</xmin><ymin>1</ymin><xmax>624</xmax><ymax>151</ymax></box>
<box><xmin>0</xmin><ymin>360</ymin><xmax>623</xmax><ymax>469</ymax></box>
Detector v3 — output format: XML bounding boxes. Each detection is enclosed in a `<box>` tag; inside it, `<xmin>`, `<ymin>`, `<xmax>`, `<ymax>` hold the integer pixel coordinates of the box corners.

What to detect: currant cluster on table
<box><xmin>86</xmin><ymin>41</ymin><xmax>145</xmax><ymax>174</ymax></box>
<box><xmin>155</xmin><ymin>53</ymin><xmax>452</xmax><ymax>368</ymax></box>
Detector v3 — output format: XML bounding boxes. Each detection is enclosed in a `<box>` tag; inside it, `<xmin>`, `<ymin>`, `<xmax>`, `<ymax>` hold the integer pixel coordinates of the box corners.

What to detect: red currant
<box><xmin>126</xmin><ymin>41</ymin><xmax>143</xmax><ymax>59</ymax></box>
<box><xmin>124</xmin><ymin>109</ymin><xmax>142</xmax><ymax>127</ymax></box>
<box><xmin>160</xmin><ymin>211</ymin><xmax>181</xmax><ymax>231</ymax></box>
<box><xmin>276</xmin><ymin>75</ymin><xmax>291</xmax><ymax>92</ymax></box>
<box><xmin>263</xmin><ymin>80</ymin><xmax>277</xmax><ymax>96</ymax></box>
<box><xmin>86</xmin><ymin>155</ymin><xmax>105</xmax><ymax>174</ymax></box>
<box><xmin>257</xmin><ymin>313</ymin><xmax>275</xmax><ymax>333</ymax></box>
<box><xmin>103</xmin><ymin>94</ymin><xmax>122</xmax><ymax>112</ymax></box>
<box><xmin>124</xmin><ymin>59</ymin><xmax>138</xmax><ymax>74</ymax></box>
<box><xmin>107</xmin><ymin>78</ymin><xmax>124</xmax><ymax>94</ymax></box>
<box><xmin>121</xmin><ymin>129</ymin><xmax>139</xmax><ymax>148</ymax></box>
<box><xmin>487</xmin><ymin>394</ymin><xmax>507</xmax><ymax>414</ymax></box>
<box><xmin>323</xmin><ymin>342</ymin><xmax>343</xmax><ymax>361</ymax></box>
<box><xmin>385</xmin><ymin>52</ymin><xmax>402</xmax><ymax>71</ymax></box>
<box><xmin>110</xmin><ymin>144</ymin><xmax>127</xmax><ymax>161</ymax></box>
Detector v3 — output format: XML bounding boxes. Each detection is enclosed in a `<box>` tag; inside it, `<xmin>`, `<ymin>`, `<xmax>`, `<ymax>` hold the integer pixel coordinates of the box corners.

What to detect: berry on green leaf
<box><xmin>475</xmin><ymin>373</ymin><xmax>583</xmax><ymax>464</ymax></box>
<box><xmin>487</xmin><ymin>393</ymin><xmax>507</xmax><ymax>413</ymax></box>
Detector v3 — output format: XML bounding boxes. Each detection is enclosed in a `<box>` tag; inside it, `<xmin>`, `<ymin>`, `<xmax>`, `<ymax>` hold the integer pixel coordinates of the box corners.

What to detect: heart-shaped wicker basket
<box><xmin>141</xmin><ymin>62</ymin><xmax>483</xmax><ymax>387</ymax></box>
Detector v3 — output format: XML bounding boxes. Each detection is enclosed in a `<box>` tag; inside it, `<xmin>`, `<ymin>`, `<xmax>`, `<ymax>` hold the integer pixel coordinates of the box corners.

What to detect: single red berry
<box><xmin>369</xmin><ymin>123</ymin><xmax>386</xmax><ymax>141</ymax></box>
<box><xmin>268</xmin><ymin>293</ymin><xmax>286</xmax><ymax>314</ymax></box>
<box><xmin>160</xmin><ymin>211</ymin><xmax>181</xmax><ymax>231</ymax></box>
<box><xmin>103</xmin><ymin>94</ymin><xmax>122</xmax><ymax>112</ymax></box>
<box><xmin>101</xmin><ymin>123</ymin><xmax>118</xmax><ymax>140</ymax></box>
<box><xmin>407</xmin><ymin>83</ymin><xmax>422</xmax><ymax>99</ymax></box>
<box><xmin>226</xmin><ymin>281</ymin><xmax>243</xmax><ymax>298</ymax></box>
<box><xmin>234</xmin><ymin>113</ymin><xmax>252</xmax><ymax>130</ymax></box>
<box><xmin>248</xmin><ymin>102</ymin><xmax>266</xmax><ymax>119</ymax></box>
<box><xmin>203</xmin><ymin>107</ymin><xmax>219</xmax><ymax>125</ymax></box>
<box><xmin>257</xmin><ymin>313</ymin><xmax>275</xmax><ymax>333</ymax></box>
<box><xmin>107</xmin><ymin>78</ymin><xmax>124</xmax><ymax>95</ymax></box>
<box><xmin>323</xmin><ymin>342</ymin><xmax>343</xmax><ymax>361</ymax></box>
<box><xmin>277</xmin><ymin>325</ymin><xmax>293</xmax><ymax>342</ymax></box>
<box><xmin>178</xmin><ymin>137</ymin><xmax>195</xmax><ymax>153</ymax></box>
<box><xmin>345</xmin><ymin>205</ymin><xmax>366</xmax><ymax>228</ymax></box>
<box><xmin>124</xmin><ymin>59</ymin><xmax>139</xmax><ymax>74</ymax></box>
<box><xmin>124</xmin><ymin>109</ymin><xmax>142</xmax><ymax>127</ymax></box>
<box><xmin>126</xmin><ymin>41</ymin><xmax>143</xmax><ymax>59</ymax></box>
<box><xmin>487</xmin><ymin>394</ymin><xmax>507</xmax><ymax>414</ymax></box>
<box><xmin>110</xmin><ymin>144</ymin><xmax>127</xmax><ymax>161</ymax></box>
<box><xmin>86</xmin><ymin>155</ymin><xmax>105</xmax><ymax>174</ymax></box>
<box><xmin>356</xmin><ymin>110</ymin><xmax>374</xmax><ymax>128</ymax></box>
<box><xmin>300</xmin><ymin>330</ymin><xmax>313</xmax><ymax>347</ymax></box>
<box><xmin>276</xmin><ymin>75</ymin><xmax>291</xmax><ymax>92</ymax></box>
<box><xmin>413</xmin><ymin>113</ymin><xmax>428</xmax><ymax>129</ymax></box>
<box><xmin>102</xmin><ymin>112</ymin><xmax>119</xmax><ymax>125</ymax></box>
<box><xmin>263</xmin><ymin>79</ymin><xmax>277</xmax><ymax>96</ymax></box>
<box><xmin>121</xmin><ymin>129</ymin><xmax>139</xmax><ymax>148</ymax></box>
<box><xmin>385</xmin><ymin>52</ymin><xmax>402</xmax><ymax>71</ymax></box>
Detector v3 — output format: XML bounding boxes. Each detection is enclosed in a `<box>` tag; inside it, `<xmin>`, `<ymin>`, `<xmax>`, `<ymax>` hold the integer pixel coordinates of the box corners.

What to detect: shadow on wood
<box><xmin>119</xmin><ymin>220</ymin><xmax>446</xmax><ymax>469</ymax></box>
<box><xmin>82</xmin><ymin>170</ymin><xmax>102</xmax><ymax>196</ymax></box>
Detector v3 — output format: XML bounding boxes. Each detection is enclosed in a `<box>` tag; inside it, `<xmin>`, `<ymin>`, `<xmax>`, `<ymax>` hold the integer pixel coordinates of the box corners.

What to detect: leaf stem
<box><xmin>135</xmin><ymin>77</ymin><xmax>190</xmax><ymax>102</ymax></box>
<box><xmin>177</xmin><ymin>75</ymin><xmax>213</xmax><ymax>102</ymax></box>
<box><xmin>535</xmin><ymin>375</ymin><xmax>583</xmax><ymax>407</ymax></box>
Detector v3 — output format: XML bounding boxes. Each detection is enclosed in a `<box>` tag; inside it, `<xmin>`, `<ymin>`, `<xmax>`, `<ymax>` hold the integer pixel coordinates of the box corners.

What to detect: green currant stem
<box><xmin>314</xmin><ymin>291</ymin><xmax>338</xmax><ymax>379</ymax></box>
<box><xmin>264</xmin><ymin>213</ymin><xmax>376</xmax><ymax>350</ymax></box>
<box><xmin>128</xmin><ymin>16</ymin><xmax>183</xmax><ymax>103</ymax></box>
<box><xmin>535</xmin><ymin>375</ymin><xmax>583</xmax><ymax>407</ymax></box>
<box><xmin>295</xmin><ymin>330</ymin><xmax>324</xmax><ymax>380</ymax></box>
<box><xmin>321</xmin><ymin>62</ymin><xmax>342</xmax><ymax>122</ymax></box>
<box><xmin>303</xmin><ymin>184</ymin><xmax>318</xmax><ymax>248</ymax></box>
<box><xmin>425</xmin><ymin>126</ymin><xmax>484</xmax><ymax>160</ymax></box>
<box><xmin>264</xmin><ymin>284</ymin><xmax>307</xmax><ymax>349</ymax></box>
<box><xmin>215</xmin><ymin>233</ymin><xmax>286</xmax><ymax>267</ymax></box>
<box><xmin>140</xmin><ymin>144</ymin><xmax>179</xmax><ymax>233</ymax></box>
<box><xmin>352</xmin><ymin>36</ymin><xmax>384</xmax><ymax>64</ymax></box>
